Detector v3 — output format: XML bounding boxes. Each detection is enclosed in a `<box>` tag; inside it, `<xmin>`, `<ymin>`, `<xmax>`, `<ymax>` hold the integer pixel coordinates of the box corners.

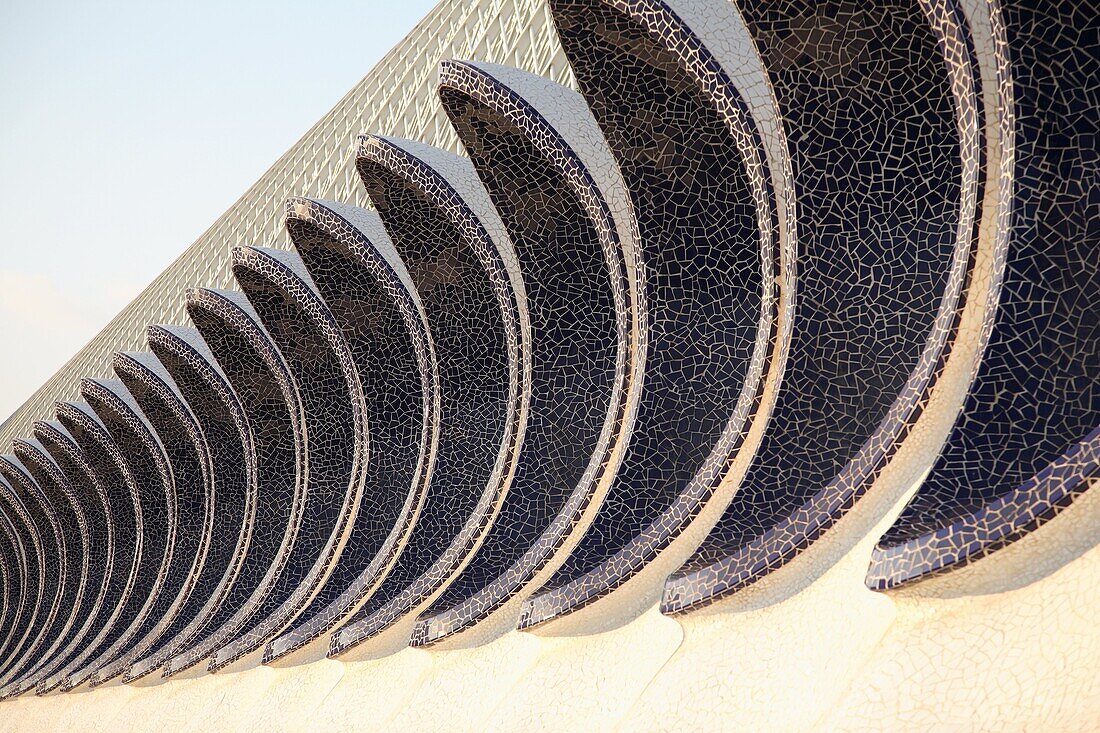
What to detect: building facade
<box><xmin>0</xmin><ymin>0</ymin><xmax>1097</xmax><ymax>730</ymax></box>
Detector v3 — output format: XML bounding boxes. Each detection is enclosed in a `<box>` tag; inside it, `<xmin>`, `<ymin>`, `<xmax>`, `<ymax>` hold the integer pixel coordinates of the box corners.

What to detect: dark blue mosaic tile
<box><xmin>30</xmin><ymin>420</ymin><xmax>116</xmax><ymax>693</ymax></box>
<box><xmin>413</xmin><ymin>59</ymin><xmax>640</xmax><ymax>646</ymax></box>
<box><xmin>126</xmin><ymin>326</ymin><xmax>256</xmax><ymax>681</ymax></box>
<box><xmin>1</xmin><ymin>439</ymin><xmax>89</xmax><ymax>697</ymax></box>
<box><xmin>0</xmin><ymin>0</ymin><xmax>1095</xmax><ymax>708</ymax></box>
<box><xmin>0</xmin><ymin>496</ymin><xmax>26</xmax><ymax>681</ymax></box>
<box><xmin>77</xmin><ymin>379</ymin><xmax>184</xmax><ymax>688</ymax></box>
<box><xmin>0</xmin><ymin>455</ymin><xmax>67</xmax><ymax>694</ymax></box>
<box><xmin>0</xmin><ymin>473</ymin><xmax>48</xmax><ymax>689</ymax></box>
<box><xmin>162</xmin><ymin>289</ymin><xmax>304</xmax><ymax>677</ymax></box>
<box><xmin>869</xmin><ymin>0</ymin><xmax>1100</xmax><ymax>588</ymax></box>
<box><xmin>109</xmin><ymin>352</ymin><xmax>218</xmax><ymax>683</ymax></box>
<box><xmin>34</xmin><ymin>409</ymin><xmax>140</xmax><ymax>693</ymax></box>
<box><xmin>329</xmin><ymin>135</ymin><xmax>528</xmax><ymax>659</ymax></box>
<box><xmin>664</xmin><ymin>0</ymin><xmax>985</xmax><ymax>612</ymax></box>
<box><xmin>202</xmin><ymin>245</ymin><xmax>377</xmax><ymax>673</ymax></box>
<box><xmin>265</xmin><ymin>199</ymin><xmax>438</xmax><ymax>666</ymax></box>
<box><xmin>519</xmin><ymin>0</ymin><xmax>793</xmax><ymax>630</ymax></box>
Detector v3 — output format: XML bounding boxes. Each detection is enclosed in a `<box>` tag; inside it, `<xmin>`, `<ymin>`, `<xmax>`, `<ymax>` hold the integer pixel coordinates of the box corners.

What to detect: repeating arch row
<box><xmin>0</xmin><ymin>0</ymin><xmax>1094</xmax><ymax>700</ymax></box>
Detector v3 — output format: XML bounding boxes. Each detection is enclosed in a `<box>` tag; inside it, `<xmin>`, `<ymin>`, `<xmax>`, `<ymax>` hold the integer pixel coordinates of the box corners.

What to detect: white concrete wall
<box><xmin>2</xmin><ymin>478</ymin><xmax>1095</xmax><ymax>732</ymax></box>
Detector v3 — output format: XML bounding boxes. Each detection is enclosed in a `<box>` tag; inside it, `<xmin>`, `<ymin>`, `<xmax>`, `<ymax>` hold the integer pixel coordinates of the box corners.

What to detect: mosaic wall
<box><xmin>0</xmin><ymin>0</ymin><xmax>1096</xmax><ymax>728</ymax></box>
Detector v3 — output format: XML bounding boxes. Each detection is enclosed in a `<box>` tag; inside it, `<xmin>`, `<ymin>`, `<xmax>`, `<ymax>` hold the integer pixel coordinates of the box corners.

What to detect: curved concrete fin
<box><xmin>663</xmin><ymin>0</ymin><xmax>1000</xmax><ymax>612</ymax></box>
<box><xmin>0</xmin><ymin>476</ymin><xmax>40</xmax><ymax>683</ymax></box>
<box><xmin>2</xmin><ymin>439</ymin><xmax>89</xmax><ymax>696</ymax></box>
<box><xmin>134</xmin><ymin>326</ymin><xmax>256</xmax><ymax>681</ymax></box>
<box><xmin>35</xmin><ymin>405</ymin><xmax>140</xmax><ymax>693</ymax></box>
<box><xmin>0</xmin><ymin>506</ymin><xmax>25</xmax><ymax>680</ymax></box>
<box><xmin>78</xmin><ymin>378</ymin><xmax>184</xmax><ymax>687</ymax></box>
<box><xmin>30</xmin><ymin>419</ymin><xmax>116</xmax><ymax>694</ymax></box>
<box><xmin>0</xmin><ymin>455</ymin><xmax>65</xmax><ymax>690</ymax></box>
<box><xmin>201</xmin><ymin>243</ymin><xmax>384</xmax><ymax>673</ymax></box>
<box><xmin>111</xmin><ymin>351</ymin><xmax>217</xmax><ymax>684</ymax></box>
<box><xmin>161</xmin><ymin>288</ymin><xmax>304</xmax><ymax>678</ymax></box>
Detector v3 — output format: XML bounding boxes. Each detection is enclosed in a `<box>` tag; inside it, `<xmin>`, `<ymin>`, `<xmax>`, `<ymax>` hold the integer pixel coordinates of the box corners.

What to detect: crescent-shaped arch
<box><xmin>329</xmin><ymin>135</ymin><xmax>529</xmax><ymax>659</ymax></box>
<box><xmin>36</xmin><ymin>405</ymin><xmax>140</xmax><ymax>693</ymax></box>
<box><xmin>110</xmin><ymin>351</ymin><xmax>217</xmax><ymax>683</ymax></box>
<box><xmin>264</xmin><ymin>199</ymin><xmax>439</xmax><ymax>666</ymax></box>
<box><xmin>413</xmin><ymin>59</ymin><xmax>642</xmax><ymax>647</ymax></box>
<box><xmin>519</xmin><ymin>0</ymin><xmax>794</xmax><ymax>632</ymax></box>
<box><xmin>210</xmin><ymin>243</ymin><xmax>403</xmax><ymax>672</ymax></box>
<box><xmin>126</xmin><ymin>326</ymin><xmax>256</xmax><ymax>682</ymax></box>
<box><xmin>0</xmin><ymin>477</ymin><xmax>38</xmax><ymax>680</ymax></box>
<box><xmin>868</xmin><ymin>0</ymin><xmax>1100</xmax><ymax>589</ymax></box>
<box><xmin>29</xmin><ymin>419</ymin><xmax>116</xmax><ymax>694</ymax></box>
<box><xmin>0</xmin><ymin>508</ymin><xmax>24</xmax><ymax>675</ymax></box>
<box><xmin>663</xmin><ymin>0</ymin><xmax>1001</xmax><ymax>611</ymax></box>
<box><xmin>1</xmin><ymin>439</ymin><xmax>89</xmax><ymax>696</ymax></box>
<box><xmin>77</xmin><ymin>378</ymin><xmax>185</xmax><ymax>687</ymax></box>
<box><xmin>0</xmin><ymin>456</ymin><xmax>65</xmax><ymax>689</ymax></box>
<box><xmin>162</xmin><ymin>288</ymin><xmax>304</xmax><ymax>678</ymax></box>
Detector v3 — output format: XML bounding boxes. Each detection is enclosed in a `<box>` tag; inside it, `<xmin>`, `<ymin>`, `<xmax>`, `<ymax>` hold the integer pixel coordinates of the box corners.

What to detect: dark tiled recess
<box><xmin>40</xmin><ymin>405</ymin><xmax>142</xmax><ymax>692</ymax></box>
<box><xmin>868</xmin><ymin>0</ymin><xmax>1100</xmax><ymax>588</ymax></box>
<box><xmin>162</xmin><ymin>289</ymin><xmax>304</xmax><ymax>677</ymax></box>
<box><xmin>130</xmin><ymin>326</ymin><xmax>256</xmax><ymax>680</ymax></box>
<box><xmin>30</xmin><ymin>421</ymin><xmax>116</xmax><ymax>689</ymax></box>
<box><xmin>0</xmin><ymin>470</ymin><xmax>51</xmax><ymax>688</ymax></box>
<box><xmin>79</xmin><ymin>379</ymin><xmax>183</xmax><ymax>688</ymax></box>
<box><xmin>3</xmin><ymin>440</ymin><xmax>88</xmax><ymax>696</ymax></box>
<box><xmin>664</xmin><ymin>0</ymin><xmax>978</xmax><ymax>612</ymax></box>
<box><xmin>414</xmin><ymin>60</ymin><xmax>639</xmax><ymax>645</ymax></box>
<box><xmin>204</xmin><ymin>246</ymin><xmax>372</xmax><ymax>672</ymax></box>
<box><xmin>520</xmin><ymin>0</ymin><xmax>790</xmax><ymax>629</ymax></box>
<box><xmin>111</xmin><ymin>353</ymin><xmax>215</xmax><ymax>680</ymax></box>
<box><xmin>266</xmin><ymin>200</ymin><xmax>438</xmax><ymax>665</ymax></box>
<box><xmin>329</xmin><ymin>136</ymin><xmax>527</xmax><ymax>658</ymax></box>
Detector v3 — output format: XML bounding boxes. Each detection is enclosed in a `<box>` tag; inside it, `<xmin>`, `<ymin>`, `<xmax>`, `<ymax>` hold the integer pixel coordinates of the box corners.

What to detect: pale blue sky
<box><xmin>0</xmin><ymin>0</ymin><xmax>437</xmax><ymax>420</ymax></box>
